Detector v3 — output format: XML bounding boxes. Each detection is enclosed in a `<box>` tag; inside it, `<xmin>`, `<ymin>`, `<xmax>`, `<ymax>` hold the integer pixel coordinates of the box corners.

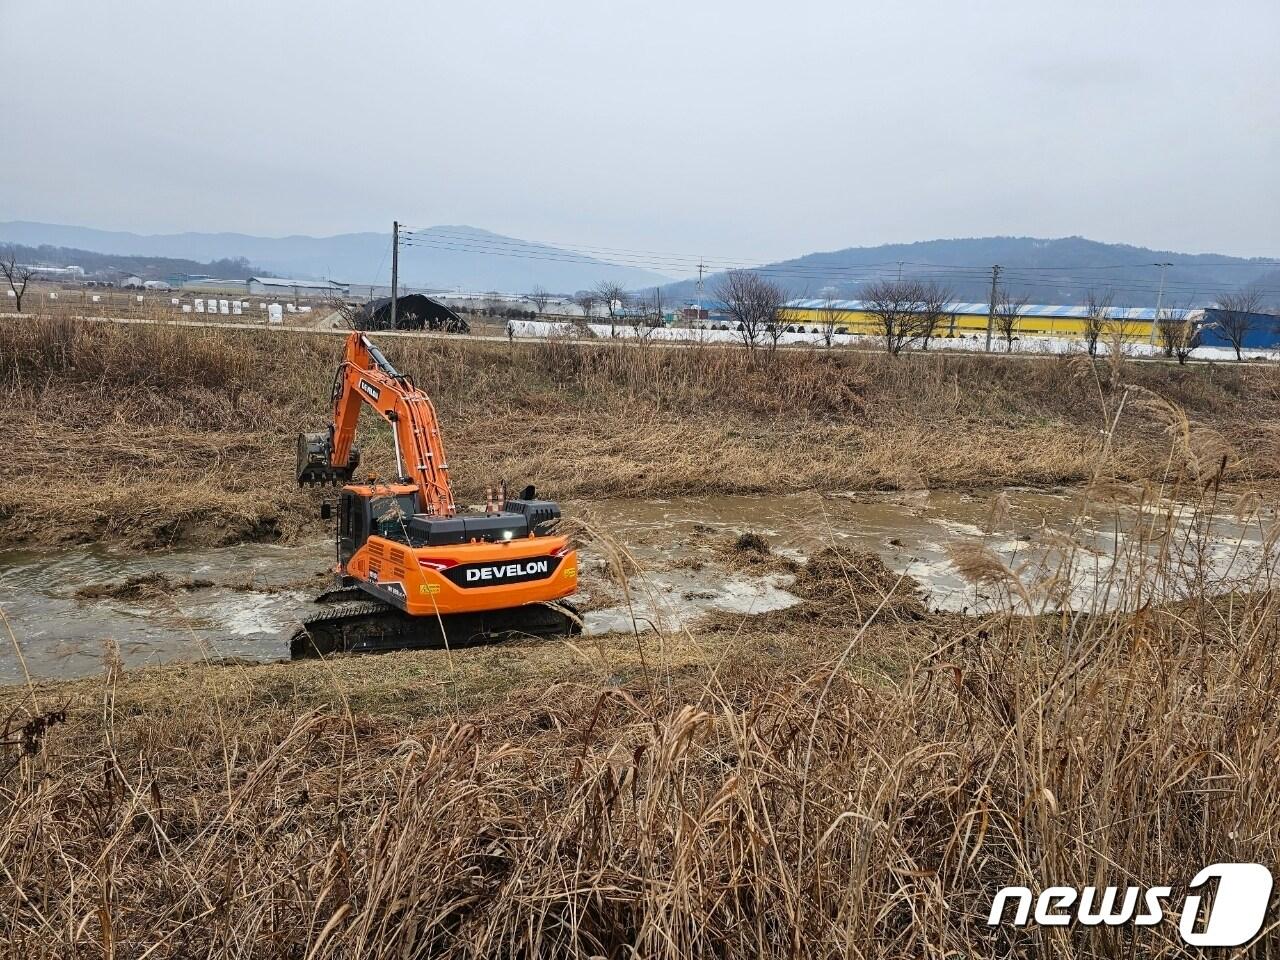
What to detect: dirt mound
<box><xmin>720</xmin><ymin>531</ymin><xmax>799</xmax><ymax>575</ymax></box>
<box><xmin>797</xmin><ymin>547</ymin><xmax>928</xmax><ymax>620</ymax></box>
<box><xmin>75</xmin><ymin>572</ymin><xmax>214</xmax><ymax>602</ymax></box>
<box><xmin>732</xmin><ymin>531</ymin><xmax>769</xmax><ymax>554</ymax></box>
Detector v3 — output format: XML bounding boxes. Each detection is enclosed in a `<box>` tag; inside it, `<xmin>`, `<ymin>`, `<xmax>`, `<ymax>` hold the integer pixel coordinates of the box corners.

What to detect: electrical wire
<box><xmin>404</xmin><ymin>226</ymin><xmax>1280</xmax><ymax>275</ymax></box>
<box><xmin>390</xmin><ymin>224</ymin><xmax>1280</xmax><ymax>305</ymax></box>
<box><xmin>398</xmin><ymin>237</ymin><xmax>1278</xmax><ymax>299</ymax></box>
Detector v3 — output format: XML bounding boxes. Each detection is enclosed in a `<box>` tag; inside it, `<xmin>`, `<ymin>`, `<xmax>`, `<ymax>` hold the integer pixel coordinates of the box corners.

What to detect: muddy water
<box><xmin>0</xmin><ymin>488</ymin><xmax>1273</xmax><ymax>682</ymax></box>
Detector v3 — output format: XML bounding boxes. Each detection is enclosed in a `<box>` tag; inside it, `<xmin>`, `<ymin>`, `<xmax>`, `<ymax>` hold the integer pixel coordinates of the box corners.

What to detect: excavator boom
<box><xmin>297</xmin><ymin>333</ymin><xmax>453</xmax><ymax>516</ymax></box>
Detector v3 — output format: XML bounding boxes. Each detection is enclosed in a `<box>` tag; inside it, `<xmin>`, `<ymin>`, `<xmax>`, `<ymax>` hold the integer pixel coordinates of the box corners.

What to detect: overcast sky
<box><xmin>4</xmin><ymin>0</ymin><xmax>1278</xmax><ymax>264</ymax></box>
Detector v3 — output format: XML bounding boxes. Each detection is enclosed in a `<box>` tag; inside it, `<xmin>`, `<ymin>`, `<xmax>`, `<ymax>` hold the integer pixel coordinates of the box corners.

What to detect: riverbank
<box><xmin>3</xmin><ymin>534</ymin><xmax>1277</xmax><ymax>957</ymax></box>
<box><xmin>2</xmin><ymin>447</ymin><xmax>1277</xmax><ymax>956</ymax></box>
<box><xmin>2</xmin><ymin>317</ymin><xmax>1278</xmax><ymax>548</ymax></box>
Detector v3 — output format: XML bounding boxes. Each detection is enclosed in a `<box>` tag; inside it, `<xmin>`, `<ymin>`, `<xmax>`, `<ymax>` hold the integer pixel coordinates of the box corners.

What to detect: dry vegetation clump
<box><xmin>733</xmin><ymin>530</ymin><xmax>770</xmax><ymax>554</ymax></box>
<box><xmin>2</xmin><ymin>317</ymin><xmax>1279</xmax><ymax>548</ymax></box>
<box><xmin>795</xmin><ymin>546</ymin><xmax>930</xmax><ymax>623</ymax></box>
<box><xmin>74</xmin><ymin>572</ymin><xmax>214</xmax><ymax>602</ymax></box>
<box><xmin>714</xmin><ymin>530</ymin><xmax>805</xmax><ymax>580</ymax></box>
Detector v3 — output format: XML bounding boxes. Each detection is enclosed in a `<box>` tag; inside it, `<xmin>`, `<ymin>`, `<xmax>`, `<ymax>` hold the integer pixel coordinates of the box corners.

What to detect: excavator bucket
<box><xmin>297</xmin><ymin>432</ymin><xmax>360</xmax><ymax>487</ymax></box>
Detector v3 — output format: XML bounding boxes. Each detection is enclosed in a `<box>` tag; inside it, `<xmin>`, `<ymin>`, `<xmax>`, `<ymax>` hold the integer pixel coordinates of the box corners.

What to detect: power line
<box><xmin>398</xmin><ymin>236</ymin><xmax>1279</xmax><ymax>298</ymax></box>
<box><xmin>403</xmin><ymin>226</ymin><xmax>1280</xmax><ymax>275</ymax></box>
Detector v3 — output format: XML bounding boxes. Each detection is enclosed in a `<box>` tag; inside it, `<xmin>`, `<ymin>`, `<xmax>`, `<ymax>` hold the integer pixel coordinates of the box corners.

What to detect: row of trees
<box><xmin>523</xmin><ymin>281</ymin><xmax>668</xmax><ymax>337</ymax></box>
<box><xmin>1085</xmin><ymin>288</ymin><xmax>1270</xmax><ymax>364</ymax></box>
<box><xmin>714</xmin><ymin>273</ymin><xmax>963</xmax><ymax>356</ymax></box>
<box><xmin>523</xmin><ymin>281</ymin><xmax>636</xmax><ymax>322</ymax></box>
<box><xmin>525</xmin><ymin>275</ymin><xmax>1031</xmax><ymax>356</ymax></box>
<box><xmin>702</xmin><ymin>272</ymin><xmax>1276</xmax><ymax>362</ymax></box>
<box><xmin>525</xmin><ymin>270</ymin><xmax>1275</xmax><ymax>362</ymax></box>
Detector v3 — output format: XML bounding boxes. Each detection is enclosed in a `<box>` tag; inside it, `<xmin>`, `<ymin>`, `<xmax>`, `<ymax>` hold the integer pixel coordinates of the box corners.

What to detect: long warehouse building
<box><xmin>784</xmin><ymin>299</ymin><xmax>1280</xmax><ymax>349</ymax></box>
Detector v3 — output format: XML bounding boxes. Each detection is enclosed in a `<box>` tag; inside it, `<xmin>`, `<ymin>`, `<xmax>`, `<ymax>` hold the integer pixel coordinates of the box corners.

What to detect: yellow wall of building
<box><xmin>785</xmin><ymin>308</ymin><xmax>1155</xmax><ymax>341</ymax></box>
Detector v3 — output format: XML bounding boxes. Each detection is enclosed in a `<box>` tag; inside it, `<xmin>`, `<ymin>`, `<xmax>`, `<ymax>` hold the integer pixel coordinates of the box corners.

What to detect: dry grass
<box><xmin>2</xmin><ymin>317</ymin><xmax>1279</xmax><ymax>549</ymax></box>
<box><xmin>2</xmin><ymin>386</ymin><xmax>1279</xmax><ymax>955</ymax></box>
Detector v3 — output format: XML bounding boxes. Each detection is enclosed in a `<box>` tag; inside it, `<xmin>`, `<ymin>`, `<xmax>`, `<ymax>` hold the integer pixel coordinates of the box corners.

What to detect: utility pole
<box><xmin>985</xmin><ymin>264</ymin><xmax>1001</xmax><ymax>353</ymax></box>
<box><xmin>390</xmin><ymin>220</ymin><xmax>399</xmax><ymax>330</ymax></box>
<box><xmin>695</xmin><ymin>258</ymin><xmax>705</xmax><ymax>318</ymax></box>
<box><xmin>1147</xmin><ymin>261</ymin><xmax>1173</xmax><ymax>346</ymax></box>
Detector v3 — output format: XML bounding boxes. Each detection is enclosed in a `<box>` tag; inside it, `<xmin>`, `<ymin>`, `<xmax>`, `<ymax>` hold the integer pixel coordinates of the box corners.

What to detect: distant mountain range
<box><xmin>0</xmin><ymin>242</ymin><xmax>261</xmax><ymax>283</ymax></box>
<box><xmin>2</xmin><ymin>222</ymin><xmax>1276</xmax><ymax>306</ymax></box>
<box><xmin>657</xmin><ymin>236</ymin><xmax>1280</xmax><ymax>308</ymax></box>
<box><xmin>0</xmin><ymin>222</ymin><xmax>671</xmax><ymax>293</ymax></box>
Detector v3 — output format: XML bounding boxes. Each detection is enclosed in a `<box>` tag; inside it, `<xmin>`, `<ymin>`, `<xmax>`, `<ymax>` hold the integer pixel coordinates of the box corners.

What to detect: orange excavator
<box><xmin>288</xmin><ymin>331</ymin><xmax>579</xmax><ymax>656</ymax></box>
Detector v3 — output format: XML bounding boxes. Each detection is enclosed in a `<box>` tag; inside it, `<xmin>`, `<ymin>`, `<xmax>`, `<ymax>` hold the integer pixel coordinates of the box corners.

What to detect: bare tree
<box><xmin>1104</xmin><ymin>305</ymin><xmax>1141</xmax><ymax>356</ymax></box>
<box><xmin>0</xmin><ymin>254</ymin><xmax>36</xmax><ymax>313</ymax></box>
<box><xmin>1214</xmin><ymin>288</ymin><xmax>1264</xmax><ymax>361</ymax></box>
<box><xmin>594</xmin><ymin>280</ymin><xmax>629</xmax><ymax>335</ymax></box>
<box><xmin>817</xmin><ymin>295</ymin><xmax>844</xmax><ymax>347</ymax></box>
<box><xmin>915</xmin><ymin>282</ymin><xmax>954</xmax><ymax>351</ymax></box>
<box><xmin>714</xmin><ymin>270</ymin><xmax>786</xmax><ymax>354</ymax></box>
<box><xmin>324</xmin><ymin>295</ymin><xmax>363</xmax><ymax>330</ymax></box>
<box><xmin>571</xmin><ymin>291</ymin><xmax>599</xmax><ymax>322</ymax></box>
<box><xmin>1157</xmin><ymin>303</ymin><xmax>1201</xmax><ymax>365</ymax></box>
<box><xmin>765</xmin><ymin>305</ymin><xmax>790</xmax><ymax>353</ymax></box>
<box><xmin>625</xmin><ymin>286</ymin><xmax>663</xmax><ymax>340</ymax></box>
<box><xmin>1082</xmin><ymin>289</ymin><xmax>1113</xmax><ymax>357</ymax></box>
<box><xmin>527</xmin><ymin>285</ymin><xmax>550</xmax><ymax>314</ymax></box>
<box><xmin>992</xmin><ymin>289</ymin><xmax>1030</xmax><ymax>353</ymax></box>
<box><xmin>859</xmin><ymin>279</ymin><xmax>949</xmax><ymax>356</ymax></box>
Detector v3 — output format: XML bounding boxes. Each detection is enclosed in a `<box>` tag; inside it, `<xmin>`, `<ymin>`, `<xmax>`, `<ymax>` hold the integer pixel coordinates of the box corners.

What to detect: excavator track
<box><xmin>288</xmin><ymin>597</ymin><xmax>581</xmax><ymax>659</ymax></box>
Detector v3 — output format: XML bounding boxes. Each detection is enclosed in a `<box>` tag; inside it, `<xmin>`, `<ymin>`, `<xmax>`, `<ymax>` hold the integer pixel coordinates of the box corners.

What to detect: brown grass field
<box><xmin>1</xmin><ymin>317</ymin><xmax>1279</xmax><ymax>956</ymax></box>
<box><xmin>1</xmin><ymin>316</ymin><xmax>1278</xmax><ymax>547</ymax></box>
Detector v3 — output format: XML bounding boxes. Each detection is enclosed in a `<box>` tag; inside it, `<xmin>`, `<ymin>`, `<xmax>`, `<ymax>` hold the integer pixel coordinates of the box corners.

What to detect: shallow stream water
<box><xmin>0</xmin><ymin>488</ymin><xmax>1273</xmax><ymax>682</ymax></box>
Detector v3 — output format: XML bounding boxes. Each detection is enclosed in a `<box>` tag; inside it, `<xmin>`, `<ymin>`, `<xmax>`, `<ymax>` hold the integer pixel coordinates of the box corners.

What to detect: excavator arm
<box><xmin>297</xmin><ymin>332</ymin><xmax>455</xmax><ymax>516</ymax></box>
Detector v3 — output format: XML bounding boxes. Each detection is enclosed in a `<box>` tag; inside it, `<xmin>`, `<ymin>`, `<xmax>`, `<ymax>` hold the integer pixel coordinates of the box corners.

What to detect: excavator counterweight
<box><xmin>286</xmin><ymin>332</ymin><xmax>579</xmax><ymax>656</ymax></box>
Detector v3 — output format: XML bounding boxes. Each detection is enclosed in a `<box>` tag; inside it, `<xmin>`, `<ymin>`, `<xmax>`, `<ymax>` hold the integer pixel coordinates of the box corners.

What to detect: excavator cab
<box><xmin>335</xmin><ymin>484</ymin><xmax>419</xmax><ymax>566</ymax></box>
